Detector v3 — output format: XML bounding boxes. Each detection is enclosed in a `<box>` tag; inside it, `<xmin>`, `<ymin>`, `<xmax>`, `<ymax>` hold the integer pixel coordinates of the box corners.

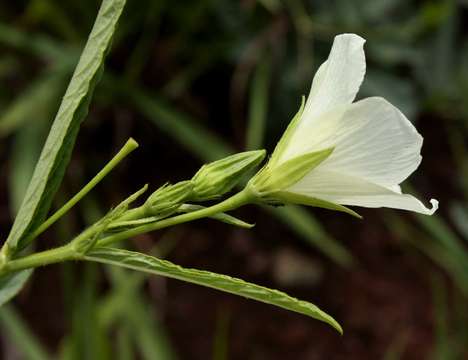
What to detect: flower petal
<box><xmin>279</xmin><ymin>34</ymin><xmax>366</xmax><ymax>164</ymax></box>
<box><xmin>318</xmin><ymin>97</ymin><xmax>423</xmax><ymax>188</ymax></box>
<box><xmin>301</xmin><ymin>33</ymin><xmax>366</xmax><ymax>122</ymax></box>
<box><xmin>281</xmin><ymin>97</ymin><xmax>424</xmax><ymax>188</ymax></box>
<box><xmin>287</xmin><ymin>169</ymin><xmax>438</xmax><ymax>215</ymax></box>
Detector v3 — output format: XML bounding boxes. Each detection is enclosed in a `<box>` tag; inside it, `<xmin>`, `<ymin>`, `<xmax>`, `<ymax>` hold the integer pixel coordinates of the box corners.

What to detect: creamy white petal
<box><xmin>280</xmin><ymin>97</ymin><xmax>423</xmax><ymax>189</ymax></box>
<box><xmin>279</xmin><ymin>34</ymin><xmax>366</xmax><ymax>164</ymax></box>
<box><xmin>279</xmin><ymin>104</ymin><xmax>348</xmax><ymax>163</ymax></box>
<box><xmin>288</xmin><ymin>170</ymin><xmax>438</xmax><ymax>215</ymax></box>
<box><xmin>317</xmin><ymin>97</ymin><xmax>423</xmax><ymax>188</ymax></box>
<box><xmin>301</xmin><ymin>34</ymin><xmax>366</xmax><ymax>123</ymax></box>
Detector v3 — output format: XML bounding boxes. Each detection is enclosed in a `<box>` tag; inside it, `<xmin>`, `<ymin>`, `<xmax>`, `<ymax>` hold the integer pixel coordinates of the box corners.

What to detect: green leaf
<box><xmin>84</xmin><ymin>247</ymin><xmax>342</xmax><ymax>333</ymax></box>
<box><xmin>0</xmin><ymin>270</ymin><xmax>32</xmax><ymax>307</ymax></box>
<box><xmin>3</xmin><ymin>0</ymin><xmax>127</xmax><ymax>256</ymax></box>
<box><xmin>0</xmin><ymin>304</ymin><xmax>51</xmax><ymax>360</ymax></box>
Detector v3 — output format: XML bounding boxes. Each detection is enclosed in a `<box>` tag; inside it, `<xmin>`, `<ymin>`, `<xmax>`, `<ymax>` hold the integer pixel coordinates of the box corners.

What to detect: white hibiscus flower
<box><xmin>248</xmin><ymin>33</ymin><xmax>438</xmax><ymax>216</ymax></box>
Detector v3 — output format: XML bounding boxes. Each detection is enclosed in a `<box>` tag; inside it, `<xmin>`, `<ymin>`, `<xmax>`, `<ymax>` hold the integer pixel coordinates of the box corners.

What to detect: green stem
<box><xmin>28</xmin><ymin>138</ymin><xmax>139</xmax><ymax>241</ymax></box>
<box><xmin>0</xmin><ymin>244</ymin><xmax>76</xmax><ymax>274</ymax></box>
<box><xmin>97</xmin><ymin>188</ymin><xmax>254</xmax><ymax>247</ymax></box>
<box><xmin>0</xmin><ymin>188</ymin><xmax>255</xmax><ymax>275</ymax></box>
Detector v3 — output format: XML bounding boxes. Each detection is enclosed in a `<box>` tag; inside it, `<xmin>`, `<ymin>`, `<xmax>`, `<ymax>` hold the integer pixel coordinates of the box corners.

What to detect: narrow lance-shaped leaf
<box><xmin>84</xmin><ymin>247</ymin><xmax>343</xmax><ymax>333</ymax></box>
<box><xmin>3</xmin><ymin>0</ymin><xmax>127</xmax><ymax>256</ymax></box>
<box><xmin>0</xmin><ymin>0</ymin><xmax>127</xmax><ymax>308</ymax></box>
<box><xmin>0</xmin><ymin>270</ymin><xmax>33</xmax><ymax>307</ymax></box>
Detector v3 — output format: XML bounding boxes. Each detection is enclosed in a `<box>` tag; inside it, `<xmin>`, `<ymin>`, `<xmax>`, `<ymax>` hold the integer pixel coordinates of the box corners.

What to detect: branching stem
<box><xmin>27</xmin><ymin>138</ymin><xmax>139</xmax><ymax>242</ymax></box>
<box><xmin>0</xmin><ymin>187</ymin><xmax>255</xmax><ymax>275</ymax></box>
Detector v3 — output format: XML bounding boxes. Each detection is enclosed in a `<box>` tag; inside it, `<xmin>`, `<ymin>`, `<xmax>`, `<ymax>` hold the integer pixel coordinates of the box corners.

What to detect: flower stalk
<box><xmin>0</xmin><ymin>188</ymin><xmax>256</xmax><ymax>276</ymax></box>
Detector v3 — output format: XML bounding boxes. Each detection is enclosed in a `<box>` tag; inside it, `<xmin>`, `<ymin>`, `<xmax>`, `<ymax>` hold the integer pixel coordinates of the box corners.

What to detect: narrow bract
<box><xmin>249</xmin><ymin>33</ymin><xmax>438</xmax><ymax>216</ymax></box>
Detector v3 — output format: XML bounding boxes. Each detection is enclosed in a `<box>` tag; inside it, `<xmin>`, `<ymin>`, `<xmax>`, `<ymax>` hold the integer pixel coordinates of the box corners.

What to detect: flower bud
<box><xmin>191</xmin><ymin>150</ymin><xmax>266</xmax><ymax>201</ymax></box>
<box><xmin>145</xmin><ymin>181</ymin><xmax>193</xmax><ymax>216</ymax></box>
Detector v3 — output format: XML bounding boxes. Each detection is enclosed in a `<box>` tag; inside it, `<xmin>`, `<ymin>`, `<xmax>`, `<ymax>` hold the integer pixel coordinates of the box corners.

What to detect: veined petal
<box><xmin>317</xmin><ymin>97</ymin><xmax>423</xmax><ymax>188</ymax></box>
<box><xmin>279</xmin><ymin>34</ymin><xmax>366</xmax><ymax>164</ymax></box>
<box><xmin>281</xmin><ymin>97</ymin><xmax>424</xmax><ymax>188</ymax></box>
<box><xmin>288</xmin><ymin>170</ymin><xmax>438</xmax><ymax>215</ymax></box>
<box><xmin>301</xmin><ymin>34</ymin><xmax>366</xmax><ymax>123</ymax></box>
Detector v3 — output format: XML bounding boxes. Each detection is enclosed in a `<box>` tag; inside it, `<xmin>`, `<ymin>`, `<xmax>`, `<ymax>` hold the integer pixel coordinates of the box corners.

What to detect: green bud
<box><xmin>74</xmin><ymin>185</ymin><xmax>149</xmax><ymax>254</ymax></box>
<box><xmin>145</xmin><ymin>181</ymin><xmax>193</xmax><ymax>216</ymax></box>
<box><xmin>249</xmin><ymin>147</ymin><xmax>334</xmax><ymax>197</ymax></box>
<box><xmin>191</xmin><ymin>150</ymin><xmax>266</xmax><ymax>201</ymax></box>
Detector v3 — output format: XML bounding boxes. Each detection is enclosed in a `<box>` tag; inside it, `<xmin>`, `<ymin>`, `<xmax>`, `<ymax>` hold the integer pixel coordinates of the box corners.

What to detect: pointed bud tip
<box><xmin>191</xmin><ymin>150</ymin><xmax>267</xmax><ymax>201</ymax></box>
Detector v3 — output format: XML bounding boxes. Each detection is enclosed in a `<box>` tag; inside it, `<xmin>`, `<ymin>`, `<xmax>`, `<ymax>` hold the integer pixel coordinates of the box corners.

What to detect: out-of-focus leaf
<box><xmin>0</xmin><ymin>22</ymin><xmax>73</xmax><ymax>62</ymax></box>
<box><xmin>125</xmin><ymin>86</ymin><xmax>232</xmax><ymax>162</ymax></box>
<box><xmin>66</xmin><ymin>264</ymin><xmax>110</xmax><ymax>359</ymax></box>
<box><xmin>212</xmin><ymin>307</ymin><xmax>231</xmax><ymax>360</ymax></box>
<box><xmin>383</xmin><ymin>331</ymin><xmax>409</xmax><ymax>360</ymax></box>
<box><xmin>101</xmin><ymin>267</ymin><xmax>177</xmax><ymax>360</ymax></box>
<box><xmin>81</xmin><ymin>196</ymin><xmax>177</xmax><ymax>360</ymax></box>
<box><xmin>0</xmin><ymin>72</ymin><xmax>64</xmax><ymax>137</ymax></box>
<box><xmin>7</xmin><ymin>96</ymin><xmax>57</xmax><ymax>215</ymax></box>
<box><xmin>415</xmin><ymin>1</ymin><xmax>457</xmax><ymax>96</ymax></box>
<box><xmin>367</xmin><ymin>41</ymin><xmax>423</xmax><ymax>67</ymax></box>
<box><xmin>116</xmin><ymin>326</ymin><xmax>135</xmax><ymax>360</ymax></box>
<box><xmin>431</xmin><ymin>274</ymin><xmax>456</xmax><ymax>360</ymax></box>
<box><xmin>414</xmin><ymin>212</ymin><xmax>468</xmax><ymax>267</ymax></box>
<box><xmin>265</xmin><ymin>205</ymin><xmax>354</xmax><ymax>267</ymax></box>
<box><xmin>84</xmin><ymin>247</ymin><xmax>343</xmax><ymax>333</ymax></box>
<box><xmin>335</xmin><ymin>0</ymin><xmax>362</xmax><ymax>27</ymax></box>
<box><xmin>0</xmin><ymin>304</ymin><xmax>50</xmax><ymax>360</ymax></box>
<box><xmin>384</xmin><ymin>211</ymin><xmax>468</xmax><ymax>295</ymax></box>
<box><xmin>0</xmin><ymin>270</ymin><xmax>32</xmax><ymax>307</ymax></box>
<box><xmin>361</xmin><ymin>69</ymin><xmax>419</xmax><ymax>119</ymax></box>
<box><xmin>361</xmin><ymin>0</ymin><xmax>408</xmax><ymax>22</ymax></box>
<box><xmin>449</xmin><ymin>203</ymin><xmax>468</xmax><ymax>242</ymax></box>
<box><xmin>246</xmin><ymin>57</ymin><xmax>270</xmax><ymax>150</ymax></box>
<box><xmin>24</xmin><ymin>0</ymin><xmax>80</xmax><ymax>42</ymax></box>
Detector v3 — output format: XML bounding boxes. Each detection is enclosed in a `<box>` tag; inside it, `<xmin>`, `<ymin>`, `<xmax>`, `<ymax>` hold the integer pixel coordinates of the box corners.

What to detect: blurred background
<box><xmin>0</xmin><ymin>0</ymin><xmax>467</xmax><ymax>359</ymax></box>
